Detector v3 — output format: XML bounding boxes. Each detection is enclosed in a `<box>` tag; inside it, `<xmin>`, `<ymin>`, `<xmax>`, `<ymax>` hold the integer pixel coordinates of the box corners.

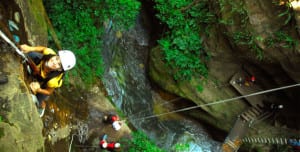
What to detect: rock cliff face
<box><xmin>0</xmin><ymin>50</ymin><xmax>44</xmax><ymax>152</ymax></box>
<box><xmin>1</xmin><ymin>1</ymin><xmax>134</xmax><ymax>151</ymax></box>
<box><xmin>0</xmin><ymin>0</ymin><xmax>47</xmax><ymax>151</ymax></box>
<box><xmin>149</xmin><ymin>0</ymin><xmax>300</xmax><ymax>150</ymax></box>
<box><xmin>2</xmin><ymin>0</ymin><xmax>300</xmax><ymax>151</ymax></box>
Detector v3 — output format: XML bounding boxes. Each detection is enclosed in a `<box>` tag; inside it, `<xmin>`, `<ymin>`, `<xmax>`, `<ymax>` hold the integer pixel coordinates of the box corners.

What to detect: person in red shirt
<box><xmin>99</xmin><ymin>134</ymin><xmax>121</xmax><ymax>151</ymax></box>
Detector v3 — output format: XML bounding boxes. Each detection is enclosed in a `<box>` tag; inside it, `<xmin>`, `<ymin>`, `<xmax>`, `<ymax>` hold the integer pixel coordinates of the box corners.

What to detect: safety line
<box><xmin>0</xmin><ymin>29</ymin><xmax>28</xmax><ymax>60</ymax></box>
<box><xmin>129</xmin><ymin>83</ymin><xmax>300</xmax><ymax>121</ymax></box>
<box><xmin>69</xmin><ymin>134</ymin><xmax>77</xmax><ymax>152</ymax></box>
<box><xmin>125</xmin><ymin>97</ymin><xmax>182</xmax><ymax>120</ymax></box>
<box><xmin>74</xmin><ymin>145</ymin><xmax>99</xmax><ymax>148</ymax></box>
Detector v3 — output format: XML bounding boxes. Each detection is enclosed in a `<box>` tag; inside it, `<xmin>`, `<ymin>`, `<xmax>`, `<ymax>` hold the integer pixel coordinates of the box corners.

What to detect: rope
<box><xmin>124</xmin><ymin>97</ymin><xmax>182</xmax><ymax>121</ymax></box>
<box><xmin>0</xmin><ymin>29</ymin><xmax>28</xmax><ymax>60</ymax></box>
<box><xmin>68</xmin><ymin>134</ymin><xmax>77</xmax><ymax>152</ymax></box>
<box><xmin>129</xmin><ymin>83</ymin><xmax>300</xmax><ymax>121</ymax></box>
<box><xmin>74</xmin><ymin>145</ymin><xmax>99</xmax><ymax>148</ymax></box>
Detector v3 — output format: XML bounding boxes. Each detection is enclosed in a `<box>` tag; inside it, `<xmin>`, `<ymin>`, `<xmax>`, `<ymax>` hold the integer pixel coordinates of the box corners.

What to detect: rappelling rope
<box><xmin>69</xmin><ymin>134</ymin><xmax>77</xmax><ymax>152</ymax></box>
<box><xmin>124</xmin><ymin>97</ymin><xmax>182</xmax><ymax>121</ymax></box>
<box><xmin>129</xmin><ymin>83</ymin><xmax>300</xmax><ymax>121</ymax></box>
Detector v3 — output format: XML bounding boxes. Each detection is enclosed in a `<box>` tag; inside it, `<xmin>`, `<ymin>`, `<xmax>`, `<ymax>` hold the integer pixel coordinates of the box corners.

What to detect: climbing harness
<box><xmin>129</xmin><ymin>83</ymin><xmax>300</xmax><ymax>121</ymax></box>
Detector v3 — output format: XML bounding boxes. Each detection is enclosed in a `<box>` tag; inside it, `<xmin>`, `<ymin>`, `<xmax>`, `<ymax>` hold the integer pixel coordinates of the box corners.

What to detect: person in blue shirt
<box><xmin>288</xmin><ymin>139</ymin><xmax>300</xmax><ymax>151</ymax></box>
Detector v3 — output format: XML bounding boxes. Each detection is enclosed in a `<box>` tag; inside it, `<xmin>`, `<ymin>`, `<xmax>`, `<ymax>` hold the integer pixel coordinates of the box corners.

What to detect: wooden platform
<box><xmin>230</xmin><ymin>71</ymin><xmax>265</xmax><ymax>108</ymax></box>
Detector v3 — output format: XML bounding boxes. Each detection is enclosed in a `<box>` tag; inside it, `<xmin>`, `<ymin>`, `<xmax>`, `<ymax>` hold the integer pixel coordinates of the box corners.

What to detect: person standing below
<box><xmin>288</xmin><ymin>139</ymin><xmax>300</xmax><ymax>151</ymax></box>
<box><xmin>234</xmin><ymin>75</ymin><xmax>256</xmax><ymax>87</ymax></box>
<box><xmin>20</xmin><ymin>44</ymin><xmax>76</xmax><ymax>117</ymax></box>
<box><xmin>103</xmin><ymin>114</ymin><xmax>122</xmax><ymax>131</ymax></box>
<box><xmin>99</xmin><ymin>134</ymin><xmax>121</xmax><ymax>151</ymax></box>
<box><xmin>244</xmin><ymin>75</ymin><xmax>256</xmax><ymax>86</ymax></box>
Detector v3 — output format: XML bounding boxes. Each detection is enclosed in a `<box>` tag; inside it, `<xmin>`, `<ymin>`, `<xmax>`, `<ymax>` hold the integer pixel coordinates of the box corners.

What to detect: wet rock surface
<box><xmin>0</xmin><ymin>48</ymin><xmax>44</xmax><ymax>151</ymax></box>
<box><xmin>1</xmin><ymin>1</ymin><xmax>133</xmax><ymax>152</ymax></box>
<box><xmin>0</xmin><ymin>0</ymin><xmax>50</xmax><ymax>151</ymax></box>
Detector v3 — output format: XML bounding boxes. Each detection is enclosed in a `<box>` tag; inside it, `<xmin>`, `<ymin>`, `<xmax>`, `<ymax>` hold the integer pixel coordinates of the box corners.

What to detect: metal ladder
<box><xmin>242</xmin><ymin>137</ymin><xmax>300</xmax><ymax>145</ymax></box>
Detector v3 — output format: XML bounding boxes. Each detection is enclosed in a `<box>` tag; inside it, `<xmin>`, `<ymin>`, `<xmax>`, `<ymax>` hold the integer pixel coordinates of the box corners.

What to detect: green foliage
<box><xmin>44</xmin><ymin>0</ymin><xmax>141</xmax><ymax>86</ymax></box>
<box><xmin>124</xmin><ymin>131</ymin><xmax>165</xmax><ymax>152</ymax></box>
<box><xmin>173</xmin><ymin>143</ymin><xmax>190</xmax><ymax>151</ymax></box>
<box><xmin>155</xmin><ymin>0</ymin><xmax>214</xmax><ymax>81</ymax></box>
<box><xmin>196</xmin><ymin>85</ymin><xmax>204</xmax><ymax>92</ymax></box>
<box><xmin>265</xmin><ymin>31</ymin><xmax>298</xmax><ymax>49</ymax></box>
<box><xmin>220</xmin><ymin>1</ymin><xmax>297</xmax><ymax>61</ymax></box>
<box><xmin>219</xmin><ymin>0</ymin><xmax>248</xmax><ymax>27</ymax></box>
<box><xmin>231</xmin><ymin>31</ymin><xmax>264</xmax><ymax>60</ymax></box>
<box><xmin>277</xmin><ymin>2</ymin><xmax>293</xmax><ymax>25</ymax></box>
<box><xmin>100</xmin><ymin>0</ymin><xmax>141</xmax><ymax>30</ymax></box>
<box><xmin>0</xmin><ymin>116</ymin><xmax>2</xmax><ymax>122</ymax></box>
<box><xmin>219</xmin><ymin>0</ymin><xmax>264</xmax><ymax>59</ymax></box>
<box><xmin>44</xmin><ymin>0</ymin><xmax>104</xmax><ymax>86</ymax></box>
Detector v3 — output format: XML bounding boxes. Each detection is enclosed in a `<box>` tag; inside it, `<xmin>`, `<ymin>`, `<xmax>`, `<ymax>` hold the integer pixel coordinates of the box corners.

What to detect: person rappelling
<box><xmin>20</xmin><ymin>44</ymin><xmax>76</xmax><ymax>117</ymax></box>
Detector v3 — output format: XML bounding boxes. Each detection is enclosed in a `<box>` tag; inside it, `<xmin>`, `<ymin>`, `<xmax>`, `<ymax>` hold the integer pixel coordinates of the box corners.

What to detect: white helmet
<box><xmin>102</xmin><ymin>142</ymin><xmax>108</xmax><ymax>148</ymax></box>
<box><xmin>58</xmin><ymin>50</ymin><xmax>76</xmax><ymax>71</ymax></box>
<box><xmin>115</xmin><ymin>143</ymin><xmax>120</xmax><ymax>148</ymax></box>
<box><xmin>112</xmin><ymin>121</ymin><xmax>121</xmax><ymax>131</ymax></box>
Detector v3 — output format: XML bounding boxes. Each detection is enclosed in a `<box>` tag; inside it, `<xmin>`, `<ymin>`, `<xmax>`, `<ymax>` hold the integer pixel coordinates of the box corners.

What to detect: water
<box><xmin>3</xmin><ymin>0</ymin><xmax>222</xmax><ymax>150</ymax></box>
<box><xmin>101</xmin><ymin>7</ymin><xmax>222</xmax><ymax>151</ymax></box>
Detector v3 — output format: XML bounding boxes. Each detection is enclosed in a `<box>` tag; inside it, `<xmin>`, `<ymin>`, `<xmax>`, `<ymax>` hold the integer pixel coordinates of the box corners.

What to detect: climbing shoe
<box><xmin>31</xmin><ymin>94</ymin><xmax>46</xmax><ymax>117</ymax></box>
<box><xmin>38</xmin><ymin>107</ymin><xmax>45</xmax><ymax>118</ymax></box>
<box><xmin>38</xmin><ymin>101</ymin><xmax>46</xmax><ymax>117</ymax></box>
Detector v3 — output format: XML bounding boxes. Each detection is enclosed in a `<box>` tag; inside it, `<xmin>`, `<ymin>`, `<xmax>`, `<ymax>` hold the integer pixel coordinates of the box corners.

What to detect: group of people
<box><xmin>99</xmin><ymin>114</ymin><xmax>123</xmax><ymax>151</ymax></box>
<box><xmin>234</xmin><ymin>75</ymin><xmax>256</xmax><ymax>87</ymax></box>
<box><xmin>21</xmin><ymin>44</ymin><xmax>123</xmax><ymax>151</ymax></box>
<box><xmin>12</xmin><ymin>41</ymin><xmax>300</xmax><ymax>152</ymax></box>
<box><xmin>99</xmin><ymin>134</ymin><xmax>121</xmax><ymax>151</ymax></box>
